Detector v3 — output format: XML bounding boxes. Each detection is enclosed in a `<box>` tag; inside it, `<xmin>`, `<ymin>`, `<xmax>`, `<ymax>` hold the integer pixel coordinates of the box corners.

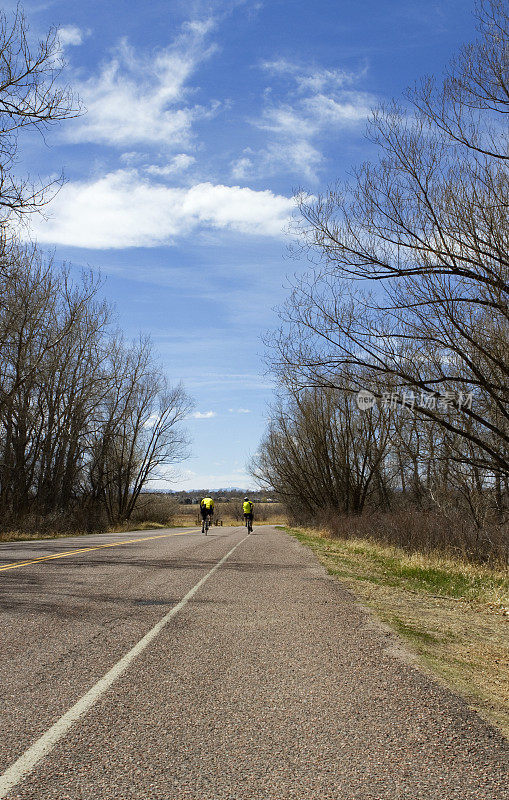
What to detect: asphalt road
<box><xmin>0</xmin><ymin>525</ymin><xmax>507</xmax><ymax>799</ymax></box>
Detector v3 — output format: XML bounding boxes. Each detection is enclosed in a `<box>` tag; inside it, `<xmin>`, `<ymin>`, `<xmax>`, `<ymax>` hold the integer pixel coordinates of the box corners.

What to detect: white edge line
<box><xmin>0</xmin><ymin>534</ymin><xmax>250</xmax><ymax>799</ymax></box>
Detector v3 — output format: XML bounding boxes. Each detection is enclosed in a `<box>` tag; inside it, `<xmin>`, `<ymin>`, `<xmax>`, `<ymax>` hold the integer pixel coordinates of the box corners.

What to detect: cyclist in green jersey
<box><xmin>243</xmin><ymin>497</ymin><xmax>254</xmax><ymax>530</ymax></box>
<box><xmin>200</xmin><ymin>496</ymin><xmax>214</xmax><ymax>532</ymax></box>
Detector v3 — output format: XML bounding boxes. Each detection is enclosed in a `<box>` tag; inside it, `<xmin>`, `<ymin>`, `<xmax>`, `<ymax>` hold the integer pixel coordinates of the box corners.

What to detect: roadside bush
<box><xmin>0</xmin><ymin>505</ymin><xmax>109</xmax><ymax>539</ymax></box>
<box><xmin>131</xmin><ymin>494</ymin><xmax>178</xmax><ymax>526</ymax></box>
<box><xmin>317</xmin><ymin>508</ymin><xmax>508</xmax><ymax>566</ymax></box>
<box><xmin>253</xmin><ymin>502</ymin><xmax>285</xmax><ymax>521</ymax></box>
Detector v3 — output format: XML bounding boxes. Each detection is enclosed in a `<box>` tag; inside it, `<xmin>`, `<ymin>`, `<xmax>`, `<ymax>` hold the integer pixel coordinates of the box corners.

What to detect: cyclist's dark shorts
<box><xmin>201</xmin><ymin>506</ymin><xmax>213</xmax><ymax>519</ymax></box>
<box><xmin>244</xmin><ymin>512</ymin><xmax>253</xmax><ymax>522</ymax></box>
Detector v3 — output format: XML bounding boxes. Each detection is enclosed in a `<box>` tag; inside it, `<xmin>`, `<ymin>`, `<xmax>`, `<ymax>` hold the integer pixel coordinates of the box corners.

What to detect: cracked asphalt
<box><xmin>0</xmin><ymin>525</ymin><xmax>507</xmax><ymax>799</ymax></box>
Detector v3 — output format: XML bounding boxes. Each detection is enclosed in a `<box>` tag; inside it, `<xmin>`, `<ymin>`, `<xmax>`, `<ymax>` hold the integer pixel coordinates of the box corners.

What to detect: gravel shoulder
<box><xmin>287</xmin><ymin>525</ymin><xmax>509</xmax><ymax>738</ymax></box>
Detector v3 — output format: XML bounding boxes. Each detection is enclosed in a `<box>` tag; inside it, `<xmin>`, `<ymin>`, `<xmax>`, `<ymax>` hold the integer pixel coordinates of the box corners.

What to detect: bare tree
<box><xmin>252</xmin><ymin>379</ymin><xmax>394</xmax><ymax>520</ymax></box>
<box><xmin>0</xmin><ymin>7</ymin><xmax>194</xmax><ymax>534</ymax></box>
<box><xmin>408</xmin><ymin>0</ymin><xmax>509</xmax><ymax>161</ymax></box>
<box><xmin>275</xmin><ymin>0</ymin><xmax>508</xmax><ymax>481</ymax></box>
<box><xmin>87</xmin><ymin>337</ymin><xmax>192</xmax><ymax>524</ymax></box>
<box><xmin>0</xmin><ymin>246</ymin><xmax>192</xmax><ymax>531</ymax></box>
<box><xmin>0</xmin><ymin>247</ymin><xmax>111</xmax><ymax>518</ymax></box>
<box><xmin>0</xmin><ymin>5</ymin><xmax>80</xmax><ymax>240</ymax></box>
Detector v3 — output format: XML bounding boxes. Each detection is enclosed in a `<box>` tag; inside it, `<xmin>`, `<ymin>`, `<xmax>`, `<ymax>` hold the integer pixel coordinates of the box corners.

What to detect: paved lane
<box><xmin>0</xmin><ymin>526</ymin><xmax>507</xmax><ymax>798</ymax></box>
<box><xmin>0</xmin><ymin>527</ymin><xmax>242</xmax><ymax>781</ymax></box>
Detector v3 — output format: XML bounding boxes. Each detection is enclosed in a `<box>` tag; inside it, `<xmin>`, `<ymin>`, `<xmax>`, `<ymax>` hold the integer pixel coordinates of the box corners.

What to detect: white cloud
<box><xmin>145</xmin><ymin>154</ymin><xmax>196</xmax><ymax>177</ymax></box>
<box><xmin>259</xmin><ymin>104</ymin><xmax>316</xmax><ymax>139</ymax></box>
<box><xmin>143</xmin><ymin>413</ymin><xmax>160</xmax><ymax>428</ymax></box>
<box><xmin>65</xmin><ymin>20</ymin><xmax>218</xmax><ymax>148</ymax></box>
<box><xmin>231</xmin><ymin>156</ymin><xmax>253</xmax><ymax>180</ymax></box>
<box><xmin>262</xmin><ymin>59</ymin><xmax>360</xmax><ymax>93</ymax></box>
<box><xmin>250</xmin><ymin>59</ymin><xmax>373</xmax><ymax>179</ymax></box>
<box><xmin>264</xmin><ymin>140</ymin><xmax>322</xmax><ymax>181</ymax></box>
<box><xmin>119</xmin><ymin>152</ymin><xmax>147</xmax><ymax>166</ymax></box>
<box><xmin>58</xmin><ymin>25</ymin><xmax>87</xmax><ymax>47</ymax></box>
<box><xmin>229</xmin><ymin>408</ymin><xmax>251</xmax><ymax>414</ymax></box>
<box><xmin>30</xmin><ymin>170</ymin><xmax>294</xmax><ymax>248</ymax></box>
<box><xmin>192</xmin><ymin>410</ymin><xmax>216</xmax><ymax>419</ymax></box>
<box><xmin>303</xmin><ymin>93</ymin><xmax>371</xmax><ymax>124</ymax></box>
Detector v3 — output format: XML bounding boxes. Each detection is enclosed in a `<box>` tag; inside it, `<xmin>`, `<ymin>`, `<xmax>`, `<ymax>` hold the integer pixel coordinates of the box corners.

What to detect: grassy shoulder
<box><xmin>284</xmin><ymin>526</ymin><xmax>509</xmax><ymax>738</ymax></box>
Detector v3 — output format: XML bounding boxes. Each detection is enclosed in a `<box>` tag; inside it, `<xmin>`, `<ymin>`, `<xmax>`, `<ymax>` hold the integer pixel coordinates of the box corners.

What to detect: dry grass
<box><xmin>317</xmin><ymin>508</ymin><xmax>508</xmax><ymax>566</ymax></box>
<box><xmin>108</xmin><ymin>521</ymin><xmax>168</xmax><ymax>533</ymax></box>
<box><xmin>0</xmin><ymin>497</ymin><xmax>287</xmax><ymax>541</ymax></box>
<box><xmin>0</xmin><ymin>495</ymin><xmax>180</xmax><ymax>542</ymax></box>
<box><xmin>286</xmin><ymin>526</ymin><xmax>509</xmax><ymax>738</ymax></box>
<box><xmin>0</xmin><ymin>520</ymin><xmax>171</xmax><ymax>542</ymax></box>
<box><xmin>0</xmin><ymin>529</ymin><xmax>84</xmax><ymax>543</ymax></box>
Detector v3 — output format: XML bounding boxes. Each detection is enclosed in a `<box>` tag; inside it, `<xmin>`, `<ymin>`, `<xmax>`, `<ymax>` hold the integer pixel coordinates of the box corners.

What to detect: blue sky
<box><xmin>16</xmin><ymin>0</ymin><xmax>477</xmax><ymax>490</ymax></box>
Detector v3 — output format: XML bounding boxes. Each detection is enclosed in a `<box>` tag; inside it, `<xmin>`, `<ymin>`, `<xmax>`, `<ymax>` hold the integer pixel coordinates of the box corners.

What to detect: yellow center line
<box><xmin>0</xmin><ymin>529</ymin><xmax>201</xmax><ymax>573</ymax></box>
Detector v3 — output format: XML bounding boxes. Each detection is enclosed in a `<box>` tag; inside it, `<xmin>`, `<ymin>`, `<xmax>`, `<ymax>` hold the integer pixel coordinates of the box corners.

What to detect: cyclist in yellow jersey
<box><xmin>243</xmin><ymin>497</ymin><xmax>254</xmax><ymax>530</ymax></box>
<box><xmin>200</xmin><ymin>496</ymin><xmax>214</xmax><ymax>532</ymax></box>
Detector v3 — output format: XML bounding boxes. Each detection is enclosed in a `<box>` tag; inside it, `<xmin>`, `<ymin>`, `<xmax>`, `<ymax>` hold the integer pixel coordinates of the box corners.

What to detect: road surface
<box><xmin>0</xmin><ymin>525</ymin><xmax>507</xmax><ymax>799</ymax></box>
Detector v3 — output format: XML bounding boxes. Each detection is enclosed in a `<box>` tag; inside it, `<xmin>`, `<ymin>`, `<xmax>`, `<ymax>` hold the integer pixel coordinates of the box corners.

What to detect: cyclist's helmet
<box><xmin>244</xmin><ymin>497</ymin><xmax>249</xmax><ymax>501</ymax></box>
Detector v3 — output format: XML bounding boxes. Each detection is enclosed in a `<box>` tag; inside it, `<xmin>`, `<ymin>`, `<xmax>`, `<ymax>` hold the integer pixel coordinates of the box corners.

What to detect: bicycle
<box><xmin>244</xmin><ymin>514</ymin><xmax>253</xmax><ymax>534</ymax></box>
<box><xmin>202</xmin><ymin>513</ymin><xmax>211</xmax><ymax>534</ymax></box>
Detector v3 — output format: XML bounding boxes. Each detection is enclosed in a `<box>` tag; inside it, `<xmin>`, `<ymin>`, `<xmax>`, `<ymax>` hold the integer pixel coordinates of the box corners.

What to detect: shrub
<box><xmin>316</xmin><ymin>508</ymin><xmax>508</xmax><ymax>566</ymax></box>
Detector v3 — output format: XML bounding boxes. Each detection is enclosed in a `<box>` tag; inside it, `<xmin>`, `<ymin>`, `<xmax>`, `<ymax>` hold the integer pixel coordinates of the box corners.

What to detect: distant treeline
<box><xmin>163</xmin><ymin>490</ymin><xmax>278</xmax><ymax>504</ymax></box>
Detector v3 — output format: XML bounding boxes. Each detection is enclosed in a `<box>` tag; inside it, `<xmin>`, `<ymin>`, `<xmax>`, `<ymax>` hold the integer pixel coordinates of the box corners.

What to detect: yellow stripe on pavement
<box><xmin>0</xmin><ymin>533</ymin><xmax>249</xmax><ymax>799</ymax></box>
<box><xmin>0</xmin><ymin>530</ymin><xmax>201</xmax><ymax>573</ymax></box>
